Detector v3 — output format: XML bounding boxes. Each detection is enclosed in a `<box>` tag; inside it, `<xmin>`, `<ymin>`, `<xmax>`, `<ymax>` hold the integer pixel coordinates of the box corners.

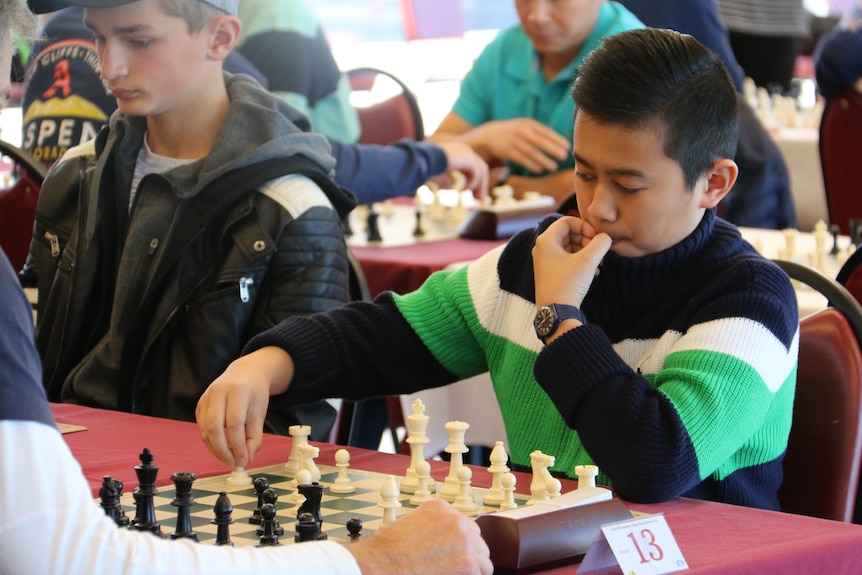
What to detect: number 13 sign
<box><xmin>580</xmin><ymin>514</ymin><xmax>688</xmax><ymax>574</ymax></box>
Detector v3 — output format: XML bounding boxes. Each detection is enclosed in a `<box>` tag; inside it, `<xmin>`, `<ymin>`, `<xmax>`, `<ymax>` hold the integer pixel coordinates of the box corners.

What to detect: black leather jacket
<box><xmin>24</xmin><ymin>112</ymin><xmax>355</xmax><ymax>427</ymax></box>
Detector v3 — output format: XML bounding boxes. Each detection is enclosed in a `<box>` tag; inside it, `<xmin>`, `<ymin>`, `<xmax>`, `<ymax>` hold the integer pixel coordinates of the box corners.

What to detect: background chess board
<box><xmin>108</xmin><ymin>462</ymin><xmax>530</xmax><ymax>546</ymax></box>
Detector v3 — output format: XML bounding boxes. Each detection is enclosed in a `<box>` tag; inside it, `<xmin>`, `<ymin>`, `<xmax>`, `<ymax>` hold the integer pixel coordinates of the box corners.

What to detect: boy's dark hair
<box><xmin>573</xmin><ymin>28</ymin><xmax>738</xmax><ymax>190</ymax></box>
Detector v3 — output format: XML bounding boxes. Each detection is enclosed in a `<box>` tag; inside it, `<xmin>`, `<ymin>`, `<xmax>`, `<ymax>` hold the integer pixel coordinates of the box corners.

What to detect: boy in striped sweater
<box><xmin>197</xmin><ymin>28</ymin><xmax>799</xmax><ymax>511</ymax></box>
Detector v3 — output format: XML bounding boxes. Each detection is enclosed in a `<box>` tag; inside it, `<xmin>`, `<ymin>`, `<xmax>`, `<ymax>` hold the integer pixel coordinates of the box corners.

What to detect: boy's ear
<box><xmin>206</xmin><ymin>15</ymin><xmax>241</xmax><ymax>61</ymax></box>
<box><xmin>699</xmin><ymin>158</ymin><xmax>739</xmax><ymax>209</ymax></box>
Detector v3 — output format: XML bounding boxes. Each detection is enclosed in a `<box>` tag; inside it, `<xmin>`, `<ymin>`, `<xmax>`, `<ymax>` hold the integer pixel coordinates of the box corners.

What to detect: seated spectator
<box><xmin>427</xmin><ymin>0</ymin><xmax>643</xmax><ymax>204</ymax></box>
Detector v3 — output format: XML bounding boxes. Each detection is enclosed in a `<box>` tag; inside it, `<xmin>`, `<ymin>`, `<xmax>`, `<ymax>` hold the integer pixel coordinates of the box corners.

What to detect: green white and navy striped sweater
<box><xmin>252</xmin><ymin>209</ymin><xmax>799</xmax><ymax>510</ymax></box>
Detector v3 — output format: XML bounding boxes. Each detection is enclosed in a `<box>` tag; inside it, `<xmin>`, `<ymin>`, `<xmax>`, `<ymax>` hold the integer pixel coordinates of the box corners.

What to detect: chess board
<box><xmin>107</xmin><ymin>462</ymin><xmax>531</xmax><ymax>546</ymax></box>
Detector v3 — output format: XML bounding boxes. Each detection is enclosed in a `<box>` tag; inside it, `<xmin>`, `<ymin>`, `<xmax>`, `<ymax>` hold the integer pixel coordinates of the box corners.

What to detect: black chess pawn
<box><xmin>830</xmin><ymin>224</ymin><xmax>842</xmax><ymax>255</ymax></box>
<box><xmin>256</xmin><ymin>503</ymin><xmax>281</xmax><ymax>547</ymax></box>
<box><xmin>295</xmin><ymin>512</ymin><xmax>327</xmax><ymax>543</ymax></box>
<box><xmin>211</xmin><ymin>491</ymin><xmax>234</xmax><ymax>546</ymax></box>
<box><xmin>131</xmin><ymin>448</ymin><xmax>163</xmax><ymax>536</ymax></box>
<box><xmin>413</xmin><ymin>209</ymin><xmax>425</xmax><ymax>237</ymax></box>
<box><xmin>346</xmin><ymin>517</ymin><xmax>363</xmax><ymax>541</ymax></box>
<box><xmin>169</xmin><ymin>471</ymin><xmax>198</xmax><ymax>541</ymax></box>
<box><xmin>342</xmin><ymin>214</ymin><xmax>353</xmax><ymax>237</ymax></box>
<box><xmin>256</xmin><ymin>488</ymin><xmax>284</xmax><ymax>536</ymax></box>
<box><xmin>248</xmin><ymin>476</ymin><xmax>270</xmax><ymax>525</ymax></box>
<box><xmin>99</xmin><ymin>475</ymin><xmax>130</xmax><ymax>527</ymax></box>
<box><xmin>366</xmin><ymin>208</ymin><xmax>382</xmax><ymax>242</ymax></box>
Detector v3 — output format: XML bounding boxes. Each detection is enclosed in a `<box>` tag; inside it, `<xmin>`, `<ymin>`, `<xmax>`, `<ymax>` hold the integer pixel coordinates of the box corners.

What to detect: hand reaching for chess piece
<box><xmin>346</xmin><ymin>499</ymin><xmax>492</xmax><ymax>575</ymax></box>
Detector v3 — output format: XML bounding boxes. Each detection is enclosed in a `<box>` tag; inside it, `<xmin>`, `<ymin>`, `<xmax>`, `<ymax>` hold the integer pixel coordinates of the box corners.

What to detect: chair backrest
<box><xmin>819</xmin><ymin>88</ymin><xmax>862</xmax><ymax>236</ymax></box>
<box><xmin>346</xmin><ymin>67</ymin><xmax>424</xmax><ymax>145</ymax></box>
<box><xmin>0</xmin><ymin>140</ymin><xmax>47</xmax><ymax>273</ymax></box>
<box><xmin>773</xmin><ymin>260</ymin><xmax>862</xmax><ymax>522</ymax></box>
<box><xmin>836</xmin><ymin>247</ymin><xmax>862</xmax><ymax>307</ymax></box>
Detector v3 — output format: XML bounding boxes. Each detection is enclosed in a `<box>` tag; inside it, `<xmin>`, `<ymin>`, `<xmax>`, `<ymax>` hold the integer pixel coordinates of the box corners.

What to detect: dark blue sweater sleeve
<box><xmin>329</xmin><ymin>139</ymin><xmax>448</xmax><ymax>204</ymax></box>
<box><xmin>0</xmin><ymin>249</ymin><xmax>53</xmax><ymax>426</ymax></box>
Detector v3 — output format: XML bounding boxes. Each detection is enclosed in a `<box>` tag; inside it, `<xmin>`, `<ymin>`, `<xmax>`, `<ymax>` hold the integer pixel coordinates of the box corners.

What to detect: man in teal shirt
<box><xmin>429</xmin><ymin>0</ymin><xmax>643</xmax><ymax>203</ymax></box>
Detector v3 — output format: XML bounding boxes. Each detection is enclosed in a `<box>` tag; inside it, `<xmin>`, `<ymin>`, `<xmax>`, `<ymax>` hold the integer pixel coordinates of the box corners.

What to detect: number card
<box><xmin>579</xmin><ymin>514</ymin><xmax>688</xmax><ymax>574</ymax></box>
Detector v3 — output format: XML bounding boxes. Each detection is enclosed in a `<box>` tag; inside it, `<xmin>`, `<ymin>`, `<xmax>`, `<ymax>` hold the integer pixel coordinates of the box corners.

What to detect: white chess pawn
<box><xmin>226</xmin><ymin>466</ymin><xmax>252</xmax><ymax>486</ymax></box>
<box><xmin>453</xmin><ymin>466</ymin><xmax>478</xmax><ymax>513</ymax></box>
<box><xmin>379</xmin><ymin>475</ymin><xmax>402</xmax><ymax>525</ymax></box>
<box><xmin>291</xmin><ymin>468</ymin><xmax>314</xmax><ymax>504</ymax></box>
<box><xmin>499</xmin><ymin>472</ymin><xmax>518</xmax><ymax>511</ymax></box>
<box><xmin>330</xmin><ymin>448</ymin><xmax>356</xmax><ymax>494</ymax></box>
<box><xmin>409</xmin><ymin>459</ymin><xmax>434</xmax><ymax>506</ymax></box>
<box><xmin>782</xmin><ymin>228</ymin><xmax>798</xmax><ymax>261</ymax></box>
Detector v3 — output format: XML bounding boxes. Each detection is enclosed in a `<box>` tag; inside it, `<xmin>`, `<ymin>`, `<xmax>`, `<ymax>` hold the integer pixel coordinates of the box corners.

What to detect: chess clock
<box><xmin>533</xmin><ymin>304</ymin><xmax>585</xmax><ymax>343</ymax></box>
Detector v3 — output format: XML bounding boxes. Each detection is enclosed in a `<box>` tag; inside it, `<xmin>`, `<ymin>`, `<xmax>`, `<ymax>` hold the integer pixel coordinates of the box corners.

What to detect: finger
<box><xmin>197</xmin><ymin>393</ymin><xmax>236</xmax><ymax>467</ymax></box>
<box><xmin>223</xmin><ymin>393</ymin><xmax>253</xmax><ymax>468</ymax></box>
<box><xmin>579</xmin><ymin>232</ymin><xmax>613</xmax><ymax>267</ymax></box>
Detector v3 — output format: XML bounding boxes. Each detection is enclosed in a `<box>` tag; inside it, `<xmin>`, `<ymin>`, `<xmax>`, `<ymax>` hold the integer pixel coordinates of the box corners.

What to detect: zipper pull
<box><xmin>44</xmin><ymin>232</ymin><xmax>60</xmax><ymax>257</ymax></box>
<box><xmin>239</xmin><ymin>277</ymin><xmax>254</xmax><ymax>303</ymax></box>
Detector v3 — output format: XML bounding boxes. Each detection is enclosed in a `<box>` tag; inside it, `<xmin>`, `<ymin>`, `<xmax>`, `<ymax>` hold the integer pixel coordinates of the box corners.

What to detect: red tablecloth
<box><xmin>55</xmin><ymin>404</ymin><xmax>862</xmax><ymax>575</ymax></box>
<box><xmin>352</xmin><ymin>237</ymin><xmax>505</xmax><ymax>296</ymax></box>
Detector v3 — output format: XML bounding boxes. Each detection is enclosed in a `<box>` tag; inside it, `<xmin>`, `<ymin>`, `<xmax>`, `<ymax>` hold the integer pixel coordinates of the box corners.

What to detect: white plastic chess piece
<box><xmin>484</xmin><ymin>441</ymin><xmax>509</xmax><ymax>506</ymax></box>
<box><xmin>285</xmin><ymin>424</ymin><xmax>311</xmax><ymax>477</ymax></box>
<box><xmin>409</xmin><ymin>460</ymin><xmax>434</xmax><ymax>505</ymax></box>
<box><xmin>440</xmin><ymin>420</ymin><xmax>470</xmax><ymax>502</ymax></box>
<box><xmin>453</xmin><ymin>466</ymin><xmax>478</xmax><ymax>512</ymax></box>
<box><xmin>498</xmin><ymin>472</ymin><xmax>518</xmax><ymax>511</ymax></box>
<box><xmin>379</xmin><ymin>475</ymin><xmax>402</xmax><ymax>525</ymax></box>
<box><xmin>527</xmin><ymin>450</ymin><xmax>556</xmax><ymax>505</ymax></box>
<box><xmin>402</xmin><ymin>399</ymin><xmax>434</xmax><ymax>494</ymax></box>
<box><xmin>298</xmin><ymin>442</ymin><xmax>321</xmax><ymax>483</ymax></box>
<box><xmin>330</xmin><ymin>448</ymin><xmax>356</xmax><ymax>494</ymax></box>
<box><xmin>226</xmin><ymin>466</ymin><xmax>252</xmax><ymax>486</ymax></box>
<box><xmin>575</xmin><ymin>464</ymin><xmax>598</xmax><ymax>489</ymax></box>
<box><xmin>291</xmin><ymin>468</ymin><xmax>314</xmax><ymax>504</ymax></box>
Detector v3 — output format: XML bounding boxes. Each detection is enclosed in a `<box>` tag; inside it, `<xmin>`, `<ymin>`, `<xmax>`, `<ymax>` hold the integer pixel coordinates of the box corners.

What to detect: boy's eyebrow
<box><xmin>84</xmin><ymin>19</ymin><xmax>156</xmax><ymax>35</ymax></box>
<box><xmin>573</xmin><ymin>152</ymin><xmax>646</xmax><ymax>179</ymax></box>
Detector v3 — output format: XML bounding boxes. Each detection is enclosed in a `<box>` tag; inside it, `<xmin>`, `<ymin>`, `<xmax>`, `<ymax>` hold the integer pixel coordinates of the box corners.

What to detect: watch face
<box><xmin>535</xmin><ymin>306</ymin><xmax>556</xmax><ymax>338</ymax></box>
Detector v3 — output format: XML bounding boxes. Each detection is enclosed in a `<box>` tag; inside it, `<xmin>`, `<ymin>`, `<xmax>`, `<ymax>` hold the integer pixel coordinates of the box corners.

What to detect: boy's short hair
<box><xmin>27</xmin><ymin>0</ymin><xmax>238</xmax><ymax>19</ymax></box>
<box><xmin>573</xmin><ymin>28</ymin><xmax>738</xmax><ymax>190</ymax></box>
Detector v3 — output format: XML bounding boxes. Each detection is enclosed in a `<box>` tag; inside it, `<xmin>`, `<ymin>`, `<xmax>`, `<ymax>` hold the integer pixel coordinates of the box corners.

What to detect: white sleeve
<box><xmin>0</xmin><ymin>421</ymin><xmax>362</xmax><ymax>575</ymax></box>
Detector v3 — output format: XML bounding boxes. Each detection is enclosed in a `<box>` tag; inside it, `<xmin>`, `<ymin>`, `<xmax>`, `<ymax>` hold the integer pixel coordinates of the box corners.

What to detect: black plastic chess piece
<box><xmin>256</xmin><ymin>488</ymin><xmax>284</xmax><ymax>536</ymax></box>
<box><xmin>830</xmin><ymin>224</ymin><xmax>842</xmax><ymax>255</ymax></box>
<box><xmin>413</xmin><ymin>209</ymin><xmax>425</xmax><ymax>237</ymax></box>
<box><xmin>211</xmin><ymin>491</ymin><xmax>234</xmax><ymax>546</ymax></box>
<box><xmin>295</xmin><ymin>512</ymin><xmax>327</xmax><ymax>542</ymax></box>
<box><xmin>99</xmin><ymin>475</ymin><xmax>130</xmax><ymax>527</ymax></box>
<box><xmin>342</xmin><ymin>214</ymin><xmax>353</xmax><ymax>237</ymax></box>
<box><xmin>169</xmin><ymin>471</ymin><xmax>198</xmax><ymax>541</ymax></box>
<box><xmin>256</xmin><ymin>503</ymin><xmax>281</xmax><ymax>547</ymax></box>
<box><xmin>366</xmin><ymin>208</ymin><xmax>382</xmax><ymax>242</ymax></box>
<box><xmin>131</xmin><ymin>448</ymin><xmax>164</xmax><ymax>536</ymax></box>
<box><xmin>851</xmin><ymin>219</ymin><xmax>862</xmax><ymax>247</ymax></box>
<box><xmin>297</xmin><ymin>482</ymin><xmax>324</xmax><ymax>527</ymax></box>
<box><xmin>346</xmin><ymin>517</ymin><xmax>363</xmax><ymax>541</ymax></box>
<box><xmin>248</xmin><ymin>476</ymin><xmax>270</xmax><ymax>524</ymax></box>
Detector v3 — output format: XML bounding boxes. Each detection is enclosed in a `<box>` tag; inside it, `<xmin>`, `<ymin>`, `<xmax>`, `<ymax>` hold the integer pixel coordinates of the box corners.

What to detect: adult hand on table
<box><xmin>348</xmin><ymin>499</ymin><xmax>493</xmax><ymax>575</ymax></box>
<box><xmin>196</xmin><ymin>346</ymin><xmax>295</xmax><ymax>468</ymax></box>
<box><xmin>531</xmin><ymin>216</ymin><xmax>612</xmax><ymax>339</ymax></box>
<box><xmin>439</xmin><ymin>117</ymin><xmax>570</xmax><ymax>174</ymax></box>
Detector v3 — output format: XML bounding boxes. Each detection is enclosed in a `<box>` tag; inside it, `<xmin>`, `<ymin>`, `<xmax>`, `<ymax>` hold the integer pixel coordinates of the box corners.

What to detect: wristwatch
<box><xmin>534</xmin><ymin>304</ymin><xmax>586</xmax><ymax>343</ymax></box>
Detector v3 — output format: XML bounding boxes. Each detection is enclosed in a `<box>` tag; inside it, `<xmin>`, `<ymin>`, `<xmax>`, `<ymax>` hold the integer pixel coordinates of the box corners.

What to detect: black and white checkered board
<box><xmin>106</xmin><ymin>463</ymin><xmax>530</xmax><ymax>546</ymax></box>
